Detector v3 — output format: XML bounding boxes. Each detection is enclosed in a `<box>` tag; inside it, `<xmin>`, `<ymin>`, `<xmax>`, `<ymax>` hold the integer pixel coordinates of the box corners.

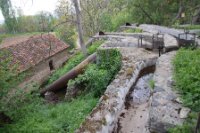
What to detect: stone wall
<box><xmin>19</xmin><ymin>49</ymin><xmax>69</xmax><ymax>89</ymax></box>
<box><xmin>76</xmin><ymin>47</ymin><xmax>158</xmax><ymax>133</ymax></box>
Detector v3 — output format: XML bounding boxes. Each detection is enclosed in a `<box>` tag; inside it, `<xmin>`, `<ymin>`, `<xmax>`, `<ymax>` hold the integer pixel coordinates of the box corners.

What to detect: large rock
<box><xmin>149</xmin><ymin>52</ymin><xmax>190</xmax><ymax>133</ymax></box>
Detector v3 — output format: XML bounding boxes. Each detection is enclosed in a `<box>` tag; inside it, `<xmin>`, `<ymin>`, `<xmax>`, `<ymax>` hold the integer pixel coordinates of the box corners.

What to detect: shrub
<box><xmin>111</xmin><ymin>10</ymin><xmax>133</xmax><ymax>31</ymax></box>
<box><xmin>0</xmin><ymin>89</ymin><xmax>98</xmax><ymax>133</ymax></box>
<box><xmin>68</xmin><ymin>48</ymin><xmax>122</xmax><ymax>97</ymax></box>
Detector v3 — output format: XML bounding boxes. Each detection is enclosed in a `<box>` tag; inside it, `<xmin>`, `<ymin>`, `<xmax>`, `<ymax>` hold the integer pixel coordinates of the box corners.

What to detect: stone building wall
<box><xmin>19</xmin><ymin>49</ymin><xmax>69</xmax><ymax>89</ymax></box>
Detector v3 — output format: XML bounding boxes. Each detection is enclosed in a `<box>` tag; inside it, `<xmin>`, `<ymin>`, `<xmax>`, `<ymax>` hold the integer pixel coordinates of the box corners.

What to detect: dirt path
<box><xmin>117</xmin><ymin>74</ymin><xmax>153</xmax><ymax>133</ymax></box>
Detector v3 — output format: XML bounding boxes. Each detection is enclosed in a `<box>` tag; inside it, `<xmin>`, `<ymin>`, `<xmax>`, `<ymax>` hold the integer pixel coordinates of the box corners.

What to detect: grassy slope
<box><xmin>0</xmin><ymin>40</ymin><xmax>110</xmax><ymax>133</ymax></box>
<box><xmin>1</xmin><ymin>92</ymin><xmax>98</xmax><ymax>133</ymax></box>
<box><xmin>169</xmin><ymin>48</ymin><xmax>200</xmax><ymax>133</ymax></box>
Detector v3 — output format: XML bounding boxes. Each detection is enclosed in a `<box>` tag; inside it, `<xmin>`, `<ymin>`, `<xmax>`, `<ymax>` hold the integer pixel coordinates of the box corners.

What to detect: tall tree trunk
<box><xmin>172</xmin><ymin>1</ymin><xmax>184</xmax><ymax>24</ymax></box>
<box><xmin>73</xmin><ymin>0</ymin><xmax>87</xmax><ymax>56</ymax></box>
<box><xmin>175</xmin><ymin>3</ymin><xmax>184</xmax><ymax>20</ymax></box>
<box><xmin>192</xmin><ymin>7</ymin><xmax>200</xmax><ymax>25</ymax></box>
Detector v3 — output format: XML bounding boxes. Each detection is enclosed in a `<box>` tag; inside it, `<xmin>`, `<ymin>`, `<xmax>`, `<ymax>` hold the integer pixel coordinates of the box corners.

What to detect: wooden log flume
<box><xmin>40</xmin><ymin>53</ymin><xmax>97</xmax><ymax>95</ymax></box>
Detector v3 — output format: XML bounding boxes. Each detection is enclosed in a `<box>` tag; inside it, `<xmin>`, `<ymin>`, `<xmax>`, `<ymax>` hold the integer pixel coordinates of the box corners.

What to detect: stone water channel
<box><xmin>42</xmin><ymin>25</ymin><xmax>194</xmax><ymax>132</ymax></box>
<box><xmin>116</xmin><ymin>66</ymin><xmax>155</xmax><ymax>133</ymax></box>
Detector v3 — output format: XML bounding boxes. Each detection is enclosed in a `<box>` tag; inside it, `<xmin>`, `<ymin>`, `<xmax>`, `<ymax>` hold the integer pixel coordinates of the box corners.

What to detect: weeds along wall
<box><xmin>169</xmin><ymin>48</ymin><xmax>200</xmax><ymax>133</ymax></box>
<box><xmin>173</xmin><ymin>48</ymin><xmax>200</xmax><ymax>112</ymax></box>
<box><xmin>67</xmin><ymin>48</ymin><xmax>122</xmax><ymax>98</ymax></box>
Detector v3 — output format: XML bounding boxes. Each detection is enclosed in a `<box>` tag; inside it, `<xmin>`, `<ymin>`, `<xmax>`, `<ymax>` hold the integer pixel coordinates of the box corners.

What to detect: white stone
<box><xmin>180</xmin><ymin>108</ymin><xmax>191</xmax><ymax>119</ymax></box>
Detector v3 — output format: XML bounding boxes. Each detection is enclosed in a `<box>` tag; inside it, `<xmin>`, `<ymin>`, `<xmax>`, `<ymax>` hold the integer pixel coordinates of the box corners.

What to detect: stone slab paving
<box><xmin>164</xmin><ymin>34</ymin><xmax>178</xmax><ymax>48</ymax></box>
<box><xmin>95</xmin><ymin>32</ymin><xmax>179</xmax><ymax>51</ymax></box>
<box><xmin>149</xmin><ymin>51</ymin><xmax>190</xmax><ymax>133</ymax></box>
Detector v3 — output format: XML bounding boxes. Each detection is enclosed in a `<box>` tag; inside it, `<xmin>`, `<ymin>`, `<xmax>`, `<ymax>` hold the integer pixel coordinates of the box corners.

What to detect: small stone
<box><xmin>179</xmin><ymin>107</ymin><xmax>191</xmax><ymax>119</ymax></box>
<box><xmin>114</xmin><ymin>79</ymin><xmax>120</xmax><ymax>83</ymax></box>
<box><xmin>119</xmin><ymin>70</ymin><xmax>125</xmax><ymax>75</ymax></box>
<box><xmin>167</xmin><ymin>77</ymin><xmax>175</xmax><ymax>87</ymax></box>
<box><xmin>153</xmin><ymin>87</ymin><xmax>164</xmax><ymax>93</ymax></box>
<box><xmin>68</xmin><ymin>50</ymin><xmax>74</xmax><ymax>55</ymax></box>
<box><xmin>174</xmin><ymin>97</ymin><xmax>183</xmax><ymax>104</ymax></box>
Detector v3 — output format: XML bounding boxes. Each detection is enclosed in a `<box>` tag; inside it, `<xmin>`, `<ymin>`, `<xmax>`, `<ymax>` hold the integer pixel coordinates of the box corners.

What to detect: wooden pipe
<box><xmin>40</xmin><ymin>53</ymin><xmax>97</xmax><ymax>95</ymax></box>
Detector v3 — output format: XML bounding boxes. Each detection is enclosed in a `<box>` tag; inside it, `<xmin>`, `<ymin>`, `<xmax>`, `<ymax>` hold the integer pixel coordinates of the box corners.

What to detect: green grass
<box><xmin>0</xmin><ymin>48</ymin><xmax>121</xmax><ymax>133</ymax></box>
<box><xmin>68</xmin><ymin>49</ymin><xmax>122</xmax><ymax>98</ymax></box>
<box><xmin>148</xmin><ymin>80</ymin><xmax>155</xmax><ymax>90</ymax></box>
<box><xmin>0</xmin><ymin>91</ymin><xmax>98</xmax><ymax>133</ymax></box>
<box><xmin>169</xmin><ymin>48</ymin><xmax>200</xmax><ymax>132</ymax></box>
<box><xmin>47</xmin><ymin>40</ymin><xmax>104</xmax><ymax>84</ymax></box>
<box><xmin>0</xmin><ymin>40</ymin><xmax>106</xmax><ymax>132</ymax></box>
<box><xmin>123</xmin><ymin>28</ymin><xmax>143</xmax><ymax>33</ymax></box>
<box><xmin>173</xmin><ymin>25</ymin><xmax>200</xmax><ymax>30</ymax></box>
<box><xmin>173</xmin><ymin>48</ymin><xmax>200</xmax><ymax>111</ymax></box>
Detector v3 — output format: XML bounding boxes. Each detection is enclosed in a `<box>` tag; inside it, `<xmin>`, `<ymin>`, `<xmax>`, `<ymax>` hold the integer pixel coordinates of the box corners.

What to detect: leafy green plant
<box><xmin>55</xmin><ymin>27</ymin><xmax>76</xmax><ymax>48</ymax></box>
<box><xmin>88</xmin><ymin>40</ymin><xmax>104</xmax><ymax>54</ymax></box>
<box><xmin>111</xmin><ymin>10</ymin><xmax>133</xmax><ymax>31</ymax></box>
<box><xmin>123</xmin><ymin>28</ymin><xmax>143</xmax><ymax>33</ymax></box>
<box><xmin>47</xmin><ymin>40</ymin><xmax>104</xmax><ymax>85</ymax></box>
<box><xmin>68</xmin><ymin>48</ymin><xmax>122</xmax><ymax>98</ymax></box>
<box><xmin>173</xmin><ymin>25</ymin><xmax>200</xmax><ymax>30</ymax></box>
<box><xmin>149</xmin><ymin>80</ymin><xmax>155</xmax><ymax>90</ymax></box>
<box><xmin>173</xmin><ymin>48</ymin><xmax>200</xmax><ymax>111</ymax></box>
<box><xmin>170</xmin><ymin>48</ymin><xmax>200</xmax><ymax>133</ymax></box>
